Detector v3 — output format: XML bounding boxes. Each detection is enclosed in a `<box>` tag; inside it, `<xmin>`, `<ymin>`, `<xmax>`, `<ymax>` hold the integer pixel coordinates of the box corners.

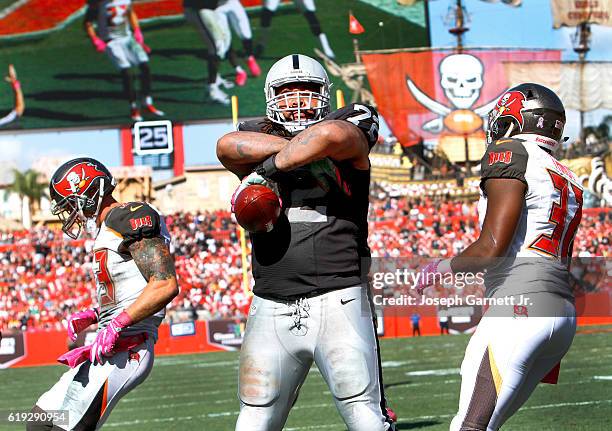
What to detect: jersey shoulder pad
<box><xmin>480</xmin><ymin>138</ymin><xmax>528</xmax><ymax>188</ymax></box>
<box><xmin>237</xmin><ymin>118</ymin><xmax>266</xmax><ymax>132</ymax></box>
<box><xmin>84</xmin><ymin>1</ymin><xmax>98</xmax><ymax>20</ymax></box>
<box><xmin>105</xmin><ymin>202</ymin><xmax>161</xmax><ymax>246</ymax></box>
<box><xmin>324</xmin><ymin>103</ymin><xmax>379</xmax><ymax>147</ymax></box>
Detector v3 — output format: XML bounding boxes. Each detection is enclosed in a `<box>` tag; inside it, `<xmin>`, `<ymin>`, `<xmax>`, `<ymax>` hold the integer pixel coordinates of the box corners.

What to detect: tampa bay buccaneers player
<box><xmin>217</xmin><ymin>54</ymin><xmax>394</xmax><ymax>431</ymax></box>
<box><xmin>417</xmin><ymin>83</ymin><xmax>583</xmax><ymax>430</ymax></box>
<box><xmin>84</xmin><ymin>0</ymin><xmax>164</xmax><ymax>121</ymax></box>
<box><xmin>27</xmin><ymin>158</ymin><xmax>178</xmax><ymax>430</ymax></box>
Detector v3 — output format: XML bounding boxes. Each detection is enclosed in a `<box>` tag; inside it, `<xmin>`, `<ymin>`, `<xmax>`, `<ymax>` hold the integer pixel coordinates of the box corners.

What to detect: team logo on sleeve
<box><xmin>488</xmin><ymin>150</ymin><xmax>513</xmax><ymax>166</ymax></box>
<box><xmin>130</xmin><ymin>216</ymin><xmax>153</xmax><ymax>230</ymax></box>
<box><xmin>52</xmin><ymin>162</ymin><xmax>108</xmax><ymax>197</ymax></box>
<box><xmin>490</xmin><ymin>91</ymin><xmax>527</xmax><ymax>131</ymax></box>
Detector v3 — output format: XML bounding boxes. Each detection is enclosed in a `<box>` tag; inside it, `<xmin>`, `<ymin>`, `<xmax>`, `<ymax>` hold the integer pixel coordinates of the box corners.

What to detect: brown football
<box><xmin>233</xmin><ymin>184</ymin><xmax>281</xmax><ymax>233</ymax></box>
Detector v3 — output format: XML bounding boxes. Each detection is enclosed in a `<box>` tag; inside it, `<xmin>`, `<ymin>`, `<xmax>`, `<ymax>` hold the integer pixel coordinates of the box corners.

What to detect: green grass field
<box><xmin>0</xmin><ymin>1</ymin><xmax>427</xmax><ymax>131</ymax></box>
<box><xmin>1</xmin><ymin>326</ymin><xmax>611</xmax><ymax>430</ymax></box>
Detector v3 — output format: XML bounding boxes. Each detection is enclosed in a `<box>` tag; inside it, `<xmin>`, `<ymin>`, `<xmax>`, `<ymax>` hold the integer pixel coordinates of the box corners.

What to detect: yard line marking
<box><xmin>406</xmin><ymin>368</ymin><xmax>460</xmax><ymax>376</ymax></box>
<box><xmin>105</xmin><ymin>410</ymin><xmax>240</xmax><ymax>427</ymax></box>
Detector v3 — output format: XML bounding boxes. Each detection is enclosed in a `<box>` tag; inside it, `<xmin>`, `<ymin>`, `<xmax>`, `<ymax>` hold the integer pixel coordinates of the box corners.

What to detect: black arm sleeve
<box><xmin>106</xmin><ymin>203</ymin><xmax>162</xmax><ymax>250</ymax></box>
<box><xmin>84</xmin><ymin>1</ymin><xmax>98</xmax><ymax>23</ymax></box>
<box><xmin>323</xmin><ymin>103</ymin><xmax>380</xmax><ymax>149</ymax></box>
<box><xmin>480</xmin><ymin>138</ymin><xmax>529</xmax><ymax>194</ymax></box>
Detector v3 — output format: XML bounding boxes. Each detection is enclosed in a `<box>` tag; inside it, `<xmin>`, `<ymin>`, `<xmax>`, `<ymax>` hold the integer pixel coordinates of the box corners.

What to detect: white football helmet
<box><xmin>265</xmin><ymin>54</ymin><xmax>331</xmax><ymax>134</ymax></box>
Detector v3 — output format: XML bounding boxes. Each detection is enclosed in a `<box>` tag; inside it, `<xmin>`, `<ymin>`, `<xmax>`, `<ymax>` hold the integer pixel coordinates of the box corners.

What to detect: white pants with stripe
<box><xmin>35</xmin><ymin>337</ymin><xmax>154</xmax><ymax>430</ymax></box>
<box><xmin>105</xmin><ymin>36</ymin><xmax>149</xmax><ymax>70</ymax></box>
<box><xmin>235</xmin><ymin>285</ymin><xmax>386</xmax><ymax>431</ymax></box>
<box><xmin>450</xmin><ymin>292</ymin><xmax>576</xmax><ymax>431</ymax></box>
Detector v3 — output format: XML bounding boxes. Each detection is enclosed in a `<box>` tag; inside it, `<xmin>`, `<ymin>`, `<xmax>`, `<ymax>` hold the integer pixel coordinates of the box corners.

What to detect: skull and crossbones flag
<box><xmin>361</xmin><ymin>49</ymin><xmax>560</xmax><ymax>147</ymax></box>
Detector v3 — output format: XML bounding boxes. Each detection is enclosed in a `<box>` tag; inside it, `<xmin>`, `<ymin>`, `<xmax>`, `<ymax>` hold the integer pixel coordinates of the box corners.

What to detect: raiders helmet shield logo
<box><xmin>491</xmin><ymin>90</ymin><xmax>527</xmax><ymax>131</ymax></box>
<box><xmin>52</xmin><ymin>162</ymin><xmax>108</xmax><ymax>198</ymax></box>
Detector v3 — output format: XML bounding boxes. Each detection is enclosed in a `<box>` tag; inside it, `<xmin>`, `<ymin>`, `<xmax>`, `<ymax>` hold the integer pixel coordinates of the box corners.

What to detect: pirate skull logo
<box><xmin>406</xmin><ymin>53</ymin><xmax>505</xmax><ymax>134</ymax></box>
<box><xmin>439</xmin><ymin>54</ymin><xmax>484</xmax><ymax>110</ymax></box>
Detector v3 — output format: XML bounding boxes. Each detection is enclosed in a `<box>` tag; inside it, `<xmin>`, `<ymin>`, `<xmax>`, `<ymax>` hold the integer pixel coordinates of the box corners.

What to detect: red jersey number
<box><xmin>93</xmin><ymin>249</ymin><xmax>116</xmax><ymax>306</ymax></box>
<box><xmin>529</xmin><ymin>170</ymin><xmax>583</xmax><ymax>259</ymax></box>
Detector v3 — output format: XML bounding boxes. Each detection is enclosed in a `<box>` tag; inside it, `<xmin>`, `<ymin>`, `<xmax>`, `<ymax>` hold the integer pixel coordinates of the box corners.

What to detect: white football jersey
<box><xmin>92</xmin><ymin>202</ymin><xmax>171</xmax><ymax>340</ymax></box>
<box><xmin>478</xmin><ymin>137</ymin><xmax>583</xmax><ymax>298</ymax></box>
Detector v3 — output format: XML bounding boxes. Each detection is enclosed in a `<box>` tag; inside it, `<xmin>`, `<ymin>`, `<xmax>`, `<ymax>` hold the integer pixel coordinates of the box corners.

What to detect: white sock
<box><xmin>319</xmin><ymin>33</ymin><xmax>333</xmax><ymax>54</ymax></box>
<box><xmin>235</xmin><ymin>66</ymin><xmax>245</xmax><ymax>73</ymax></box>
<box><xmin>144</xmin><ymin>96</ymin><xmax>153</xmax><ymax>106</ymax></box>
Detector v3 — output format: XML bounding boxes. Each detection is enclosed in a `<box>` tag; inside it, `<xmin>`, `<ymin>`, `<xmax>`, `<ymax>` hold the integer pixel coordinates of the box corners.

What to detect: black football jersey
<box><xmin>237</xmin><ymin>104</ymin><xmax>379</xmax><ymax>299</ymax></box>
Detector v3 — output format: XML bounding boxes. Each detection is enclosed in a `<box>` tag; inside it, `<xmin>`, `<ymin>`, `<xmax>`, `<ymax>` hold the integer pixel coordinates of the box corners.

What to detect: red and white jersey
<box><xmin>92</xmin><ymin>202</ymin><xmax>170</xmax><ymax>340</ymax></box>
<box><xmin>86</xmin><ymin>0</ymin><xmax>133</xmax><ymax>41</ymax></box>
<box><xmin>477</xmin><ymin>136</ymin><xmax>583</xmax><ymax>298</ymax></box>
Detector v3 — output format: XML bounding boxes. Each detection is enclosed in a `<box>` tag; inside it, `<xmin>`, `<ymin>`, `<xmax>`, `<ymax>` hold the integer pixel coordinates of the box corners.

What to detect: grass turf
<box><xmin>0</xmin><ymin>1</ymin><xmax>427</xmax><ymax>131</ymax></box>
<box><xmin>1</xmin><ymin>326</ymin><xmax>611</xmax><ymax>430</ymax></box>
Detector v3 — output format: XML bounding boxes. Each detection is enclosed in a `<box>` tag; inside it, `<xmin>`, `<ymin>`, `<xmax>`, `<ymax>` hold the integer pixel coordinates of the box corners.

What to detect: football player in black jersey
<box><xmin>27</xmin><ymin>158</ymin><xmax>178</xmax><ymax>430</ymax></box>
<box><xmin>217</xmin><ymin>54</ymin><xmax>394</xmax><ymax>431</ymax></box>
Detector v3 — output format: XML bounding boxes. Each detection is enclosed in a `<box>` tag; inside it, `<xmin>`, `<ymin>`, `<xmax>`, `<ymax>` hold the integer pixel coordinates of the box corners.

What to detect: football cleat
<box><xmin>247</xmin><ymin>55</ymin><xmax>261</xmax><ymax>77</ymax></box>
<box><xmin>209</xmin><ymin>84</ymin><xmax>230</xmax><ymax>106</ymax></box>
<box><xmin>131</xmin><ymin>108</ymin><xmax>143</xmax><ymax>122</ymax></box>
<box><xmin>235</xmin><ymin>69</ymin><xmax>247</xmax><ymax>86</ymax></box>
<box><xmin>144</xmin><ymin>104</ymin><xmax>165</xmax><ymax>117</ymax></box>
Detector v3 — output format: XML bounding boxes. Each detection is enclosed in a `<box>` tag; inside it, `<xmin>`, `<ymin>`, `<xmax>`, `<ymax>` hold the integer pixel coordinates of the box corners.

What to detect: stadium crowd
<box><xmin>1</xmin><ymin>192</ymin><xmax>610</xmax><ymax>331</ymax></box>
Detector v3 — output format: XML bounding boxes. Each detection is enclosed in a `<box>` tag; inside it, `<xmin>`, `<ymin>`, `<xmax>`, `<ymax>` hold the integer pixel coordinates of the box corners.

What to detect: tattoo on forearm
<box><xmin>129</xmin><ymin>237</ymin><xmax>176</xmax><ymax>281</ymax></box>
<box><xmin>236</xmin><ymin>140</ymin><xmax>252</xmax><ymax>158</ymax></box>
<box><xmin>229</xmin><ymin>133</ymin><xmax>286</xmax><ymax>161</ymax></box>
<box><xmin>276</xmin><ymin>128</ymin><xmax>324</xmax><ymax>169</ymax></box>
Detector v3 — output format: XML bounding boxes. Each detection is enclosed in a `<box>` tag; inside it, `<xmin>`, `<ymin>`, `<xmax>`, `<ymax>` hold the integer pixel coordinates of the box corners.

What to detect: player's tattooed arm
<box><xmin>217</xmin><ymin>131</ymin><xmax>288</xmax><ymax>177</ymax></box>
<box><xmin>274</xmin><ymin>120</ymin><xmax>370</xmax><ymax>171</ymax></box>
<box><xmin>123</xmin><ymin>237</ymin><xmax>178</xmax><ymax>324</ymax></box>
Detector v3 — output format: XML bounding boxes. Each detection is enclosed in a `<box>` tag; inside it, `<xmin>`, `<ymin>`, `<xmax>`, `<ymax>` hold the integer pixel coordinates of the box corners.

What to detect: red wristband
<box><xmin>11</xmin><ymin>80</ymin><xmax>20</xmax><ymax>91</ymax></box>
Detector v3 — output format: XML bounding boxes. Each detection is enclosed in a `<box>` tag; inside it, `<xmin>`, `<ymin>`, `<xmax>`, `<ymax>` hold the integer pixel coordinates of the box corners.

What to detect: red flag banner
<box><xmin>362</xmin><ymin>49</ymin><xmax>561</xmax><ymax>149</ymax></box>
<box><xmin>349</xmin><ymin>13</ymin><xmax>365</xmax><ymax>34</ymax></box>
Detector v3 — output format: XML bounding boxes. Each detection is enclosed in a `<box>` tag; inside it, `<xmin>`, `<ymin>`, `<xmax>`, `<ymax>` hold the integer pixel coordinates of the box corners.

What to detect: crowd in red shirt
<box><xmin>1</xmin><ymin>195</ymin><xmax>609</xmax><ymax>331</ymax></box>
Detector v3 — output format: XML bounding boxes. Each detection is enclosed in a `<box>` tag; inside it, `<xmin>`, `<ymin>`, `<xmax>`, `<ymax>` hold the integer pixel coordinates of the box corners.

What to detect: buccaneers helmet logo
<box><xmin>52</xmin><ymin>162</ymin><xmax>107</xmax><ymax>197</ymax></box>
<box><xmin>491</xmin><ymin>90</ymin><xmax>527</xmax><ymax>131</ymax></box>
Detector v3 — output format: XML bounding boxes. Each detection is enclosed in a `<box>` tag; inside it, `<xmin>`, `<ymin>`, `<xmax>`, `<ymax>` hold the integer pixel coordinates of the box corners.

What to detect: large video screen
<box><xmin>0</xmin><ymin>0</ymin><xmax>428</xmax><ymax>131</ymax></box>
